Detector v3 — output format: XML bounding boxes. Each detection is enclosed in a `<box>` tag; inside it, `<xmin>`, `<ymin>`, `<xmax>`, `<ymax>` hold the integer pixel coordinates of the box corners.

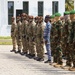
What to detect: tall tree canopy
<box><xmin>65</xmin><ymin>0</ymin><xmax>74</xmax><ymax>11</ymax></box>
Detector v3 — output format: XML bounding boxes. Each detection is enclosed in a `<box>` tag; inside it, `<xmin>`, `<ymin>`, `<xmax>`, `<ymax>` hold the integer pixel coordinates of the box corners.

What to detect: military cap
<box><xmin>45</xmin><ymin>15</ymin><xmax>51</xmax><ymax>19</ymax></box>
<box><xmin>35</xmin><ymin>16</ymin><xmax>38</xmax><ymax>19</ymax></box>
<box><xmin>39</xmin><ymin>16</ymin><xmax>43</xmax><ymax>20</ymax></box>
<box><xmin>70</xmin><ymin>10</ymin><xmax>75</xmax><ymax>14</ymax></box>
<box><xmin>55</xmin><ymin>13</ymin><xmax>61</xmax><ymax>17</ymax></box>
<box><xmin>21</xmin><ymin>13</ymin><xmax>27</xmax><ymax>16</ymax></box>
<box><xmin>64</xmin><ymin>11</ymin><xmax>70</xmax><ymax>15</ymax></box>
<box><xmin>29</xmin><ymin>16</ymin><xmax>34</xmax><ymax>19</ymax></box>
<box><xmin>11</xmin><ymin>17</ymin><xmax>15</xmax><ymax>19</ymax></box>
<box><xmin>60</xmin><ymin>16</ymin><xmax>64</xmax><ymax>20</ymax></box>
<box><xmin>50</xmin><ymin>15</ymin><xmax>55</xmax><ymax>18</ymax></box>
<box><xmin>17</xmin><ymin>16</ymin><xmax>21</xmax><ymax>19</ymax></box>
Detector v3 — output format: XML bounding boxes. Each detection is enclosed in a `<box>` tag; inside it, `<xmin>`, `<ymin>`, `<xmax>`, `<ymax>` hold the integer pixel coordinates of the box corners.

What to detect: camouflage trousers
<box><xmin>56</xmin><ymin>46</ymin><xmax>63</xmax><ymax>65</ymax></box>
<box><xmin>51</xmin><ymin>39</ymin><xmax>56</xmax><ymax>56</ymax></box>
<box><xmin>11</xmin><ymin>37</ymin><xmax>17</xmax><ymax>50</ymax></box>
<box><xmin>22</xmin><ymin>37</ymin><xmax>28</xmax><ymax>53</ymax></box>
<box><xmin>16</xmin><ymin>36</ymin><xmax>22</xmax><ymax>51</ymax></box>
<box><xmin>53</xmin><ymin>39</ymin><xmax>58</xmax><ymax>63</ymax></box>
<box><xmin>36</xmin><ymin>38</ymin><xmax>44</xmax><ymax>59</ymax></box>
<box><xmin>64</xmin><ymin>43</ymin><xmax>72</xmax><ymax>66</ymax></box>
<box><xmin>54</xmin><ymin>41</ymin><xmax>63</xmax><ymax>65</ymax></box>
<box><xmin>72</xmin><ymin>43</ymin><xmax>75</xmax><ymax>67</ymax></box>
<box><xmin>29</xmin><ymin>37</ymin><xmax>35</xmax><ymax>55</ymax></box>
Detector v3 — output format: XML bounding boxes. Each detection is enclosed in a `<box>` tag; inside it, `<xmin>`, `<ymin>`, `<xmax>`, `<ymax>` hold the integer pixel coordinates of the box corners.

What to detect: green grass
<box><xmin>0</xmin><ymin>36</ymin><xmax>12</xmax><ymax>45</ymax></box>
<box><xmin>0</xmin><ymin>36</ymin><xmax>11</xmax><ymax>39</ymax></box>
<box><xmin>0</xmin><ymin>41</ymin><xmax>12</xmax><ymax>45</ymax></box>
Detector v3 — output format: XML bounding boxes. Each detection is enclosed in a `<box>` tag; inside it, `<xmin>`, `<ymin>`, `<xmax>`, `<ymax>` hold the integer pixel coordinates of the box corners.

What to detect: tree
<box><xmin>65</xmin><ymin>0</ymin><xmax>74</xmax><ymax>11</ymax></box>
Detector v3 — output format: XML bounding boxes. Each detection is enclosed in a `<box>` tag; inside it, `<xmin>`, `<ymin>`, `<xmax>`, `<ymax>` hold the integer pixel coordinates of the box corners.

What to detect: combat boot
<box><xmin>61</xmin><ymin>65</ymin><xmax>71</xmax><ymax>70</ymax></box>
<box><xmin>54</xmin><ymin>64</ymin><xmax>63</xmax><ymax>68</ymax></box>
<box><xmin>69</xmin><ymin>67</ymin><xmax>75</xmax><ymax>71</ymax></box>
<box><xmin>37</xmin><ymin>58</ymin><xmax>44</xmax><ymax>61</ymax></box>
<box><xmin>10</xmin><ymin>50</ymin><xmax>16</xmax><ymax>53</ymax></box>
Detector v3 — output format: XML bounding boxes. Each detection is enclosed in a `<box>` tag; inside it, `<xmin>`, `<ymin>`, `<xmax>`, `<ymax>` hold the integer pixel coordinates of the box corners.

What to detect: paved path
<box><xmin>0</xmin><ymin>45</ymin><xmax>75</xmax><ymax>75</ymax></box>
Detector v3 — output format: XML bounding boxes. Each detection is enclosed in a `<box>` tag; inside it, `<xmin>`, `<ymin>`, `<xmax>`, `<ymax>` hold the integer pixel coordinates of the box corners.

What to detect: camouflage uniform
<box><xmin>11</xmin><ymin>19</ymin><xmax>17</xmax><ymax>51</ymax></box>
<box><xmin>51</xmin><ymin>22</ymin><xmax>57</xmax><ymax>63</ymax></box>
<box><xmin>26</xmin><ymin>21</ymin><xmax>30</xmax><ymax>54</ymax></box>
<box><xmin>69</xmin><ymin>17</ymin><xmax>75</xmax><ymax>71</ymax></box>
<box><xmin>34</xmin><ymin>17</ymin><xmax>39</xmax><ymax>58</ymax></box>
<box><xmin>21</xmin><ymin>19</ymin><xmax>28</xmax><ymax>54</ymax></box>
<box><xmin>28</xmin><ymin>16</ymin><xmax>36</xmax><ymax>57</ymax></box>
<box><xmin>36</xmin><ymin>20</ymin><xmax>44</xmax><ymax>60</ymax></box>
<box><xmin>54</xmin><ymin>20</ymin><xmax>63</xmax><ymax>66</ymax></box>
<box><xmin>63</xmin><ymin>19</ymin><xmax>72</xmax><ymax>67</ymax></box>
<box><xmin>16</xmin><ymin>17</ymin><xmax>22</xmax><ymax>52</ymax></box>
<box><xmin>72</xmin><ymin>20</ymin><xmax>75</xmax><ymax>69</ymax></box>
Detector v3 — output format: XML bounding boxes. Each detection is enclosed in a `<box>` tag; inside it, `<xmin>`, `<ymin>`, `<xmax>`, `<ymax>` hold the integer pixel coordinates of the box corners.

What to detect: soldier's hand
<box><xmin>45</xmin><ymin>40</ymin><xmax>48</xmax><ymax>44</ymax></box>
<box><xmin>41</xmin><ymin>39</ymin><xmax>44</xmax><ymax>44</ymax></box>
<box><xmin>32</xmin><ymin>37</ymin><xmax>35</xmax><ymax>42</ymax></box>
<box><xmin>19</xmin><ymin>36</ymin><xmax>21</xmax><ymax>39</ymax></box>
<box><xmin>27</xmin><ymin>37</ymin><xmax>29</xmax><ymax>41</ymax></box>
<box><xmin>24</xmin><ymin>35</ymin><xmax>26</xmax><ymax>38</ymax></box>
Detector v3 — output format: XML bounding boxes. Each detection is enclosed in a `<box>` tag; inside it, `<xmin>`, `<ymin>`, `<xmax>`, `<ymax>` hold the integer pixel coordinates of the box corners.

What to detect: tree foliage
<box><xmin>65</xmin><ymin>0</ymin><xmax>74</xmax><ymax>11</ymax></box>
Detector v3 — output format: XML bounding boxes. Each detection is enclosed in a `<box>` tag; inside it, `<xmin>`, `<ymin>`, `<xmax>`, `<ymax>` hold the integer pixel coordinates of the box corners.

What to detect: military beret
<box><xmin>64</xmin><ymin>11</ymin><xmax>70</xmax><ymax>15</ymax></box>
<box><xmin>29</xmin><ymin>16</ymin><xmax>34</xmax><ymax>19</ymax></box>
<box><xmin>55</xmin><ymin>13</ymin><xmax>61</xmax><ymax>17</ymax></box>
<box><xmin>50</xmin><ymin>15</ymin><xmax>55</xmax><ymax>18</ymax></box>
<box><xmin>45</xmin><ymin>15</ymin><xmax>51</xmax><ymax>19</ymax></box>
<box><xmin>11</xmin><ymin>17</ymin><xmax>15</xmax><ymax>19</ymax></box>
<box><xmin>17</xmin><ymin>16</ymin><xmax>21</xmax><ymax>19</ymax></box>
<box><xmin>35</xmin><ymin>16</ymin><xmax>38</xmax><ymax>19</ymax></box>
<box><xmin>70</xmin><ymin>10</ymin><xmax>75</xmax><ymax>14</ymax></box>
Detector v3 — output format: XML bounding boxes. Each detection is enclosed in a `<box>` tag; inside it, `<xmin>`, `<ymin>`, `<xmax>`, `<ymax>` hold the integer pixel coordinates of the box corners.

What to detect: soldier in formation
<box><xmin>11</xmin><ymin>10</ymin><xmax>75</xmax><ymax>71</ymax></box>
<box><xmin>10</xmin><ymin>17</ymin><xmax>17</xmax><ymax>53</ymax></box>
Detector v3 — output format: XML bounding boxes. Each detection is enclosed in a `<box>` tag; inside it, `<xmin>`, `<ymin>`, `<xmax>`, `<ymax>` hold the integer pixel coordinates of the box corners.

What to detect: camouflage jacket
<box><xmin>11</xmin><ymin>21</ymin><xmax>17</xmax><ymax>37</ymax></box>
<box><xmin>21</xmin><ymin>20</ymin><xmax>28</xmax><ymax>37</ymax></box>
<box><xmin>55</xmin><ymin>20</ymin><xmax>63</xmax><ymax>43</ymax></box>
<box><xmin>28</xmin><ymin>21</ymin><xmax>36</xmax><ymax>37</ymax></box>
<box><xmin>16</xmin><ymin>21</ymin><xmax>22</xmax><ymax>38</ymax></box>
<box><xmin>63</xmin><ymin>19</ymin><xmax>71</xmax><ymax>43</ymax></box>
<box><xmin>70</xmin><ymin>19</ymin><xmax>75</xmax><ymax>43</ymax></box>
<box><xmin>51</xmin><ymin>22</ymin><xmax>56</xmax><ymax>41</ymax></box>
<box><xmin>36</xmin><ymin>22</ymin><xmax>44</xmax><ymax>41</ymax></box>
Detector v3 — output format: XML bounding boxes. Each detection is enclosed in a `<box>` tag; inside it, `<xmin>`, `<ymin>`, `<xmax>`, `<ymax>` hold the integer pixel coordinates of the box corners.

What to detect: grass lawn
<box><xmin>0</xmin><ymin>36</ymin><xmax>12</xmax><ymax>45</ymax></box>
<box><xmin>0</xmin><ymin>36</ymin><xmax>11</xmax><ymax>39</ymax></box>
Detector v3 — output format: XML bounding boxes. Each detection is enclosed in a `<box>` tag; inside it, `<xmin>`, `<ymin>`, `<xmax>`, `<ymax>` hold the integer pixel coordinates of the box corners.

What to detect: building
<box><xmin>0</xmin><ymin>0</ymin><xmax>66</xmax><ymax>36</ymax></box>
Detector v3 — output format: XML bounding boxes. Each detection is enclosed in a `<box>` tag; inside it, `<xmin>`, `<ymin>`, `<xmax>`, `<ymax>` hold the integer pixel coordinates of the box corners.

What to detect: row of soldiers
<box><xmin>11</xmin><ymin>10</ymin><xmax>75</xmax><ymax>71</ymax></box>
<box><xmin>50</xmin><ymin>10</ymin><xmax>75</xmax><ymax>71</ymax></box>
<box><xmin>11</xmin><ymin>13</ymin><xmax>45</xmax><ymax>62</ymax></box>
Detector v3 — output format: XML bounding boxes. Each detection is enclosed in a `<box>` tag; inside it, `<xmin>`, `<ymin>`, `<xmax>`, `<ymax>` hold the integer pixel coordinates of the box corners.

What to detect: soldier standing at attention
<box><xmin>50</xmin><ymin>15</ymin><xmax>58</xmax><ymax>65</ymax></box>
<box><xmin>16</xmin><ymin>16</ymin><xmax>22</xmax><ymax>54</ymax></box>
<box><xmin>61</xmin><ymin>11</ymin><xmax>72</xmax><ymax>70</ymax></box>
<box><xmin>28</xmin><ymin>16</ymin><xmax>36</xmax><ymax>58</ymax></box>
<box><xmin>21</xmin><ymin>13</ymin><xmax>28</xmax><ymax>55</ymax></box>
<box><xmin>10</xmin><ymin>17</ymin><xmax>17</xmax><ymax>53</ymax></box>
<box><xmin>54</xmin><ymin>13</ymin><xmax>63</xmax><ymax>68</ymax></box>
<box><xmin>69</xmin><ymin>10</ymin><xmax>75</xmax><ymax>71</ymax></box>
<box><xmin>50</xmin><ymin>15</ymin><xmax>55</xmax><ymax>56</ymax></box>
<box><xmin>43</xmin><ymin>15</ymin><xmax>52</xmax><ymax>64</ymax></box>
<box><xmin>34</xmin><ymin>16</ymin><xmax>39</xmax><ymax>59</ymax></box>
<box><xmin>36</xmin><ymin>16</ymin><xmax>44</xmax><ymax>61</ymax></box>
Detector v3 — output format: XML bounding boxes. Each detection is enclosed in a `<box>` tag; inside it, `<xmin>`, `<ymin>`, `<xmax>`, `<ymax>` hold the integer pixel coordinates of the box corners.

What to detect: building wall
<box><xmin>0</xmin><ymin>0</ymin><xmax>65</xmax><ymax>36</ymax></box>
<box><xmin>74</xmin><ymin>0</ymin><xmax>75</xmax><ymax>10</ymax></box>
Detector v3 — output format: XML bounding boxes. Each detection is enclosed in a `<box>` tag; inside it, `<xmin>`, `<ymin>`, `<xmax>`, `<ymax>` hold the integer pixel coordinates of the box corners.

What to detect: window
<box><xmin>52</xmin><ymin>1</ymin><xmax>58</xmax><ymax>15</ymax></box>
<box><xmin>38</xmin><ymin>1</ymin><xmax>43</xmax><ymax>16</ymax></box>
<box><xmin>23</xmin><ymin>2</ymin><xmax>29</xmax><ymax>15</ymax></box>
<box><xmin>8</xmin><ymin>1</ymin><xmax>14</xmax><ymax>25</ymax></box>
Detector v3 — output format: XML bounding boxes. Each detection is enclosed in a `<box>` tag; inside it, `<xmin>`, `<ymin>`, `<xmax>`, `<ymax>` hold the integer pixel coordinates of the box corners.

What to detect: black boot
<box><xmin>10</xmin><ymin>50</ymin><xmax>16</xmax><ymax>53</ymax></box>
<box><xmin>15</xmin><ymin>50</ymin><xmax>21</xmax><ymax>54</ymax></box>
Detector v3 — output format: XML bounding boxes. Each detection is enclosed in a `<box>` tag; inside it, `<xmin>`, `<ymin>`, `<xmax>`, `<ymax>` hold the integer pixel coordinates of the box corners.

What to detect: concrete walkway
<box><xmin>0</xmin><ymin>45</ymin><xmax>75</xmax><ymax>75</ymax></box>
